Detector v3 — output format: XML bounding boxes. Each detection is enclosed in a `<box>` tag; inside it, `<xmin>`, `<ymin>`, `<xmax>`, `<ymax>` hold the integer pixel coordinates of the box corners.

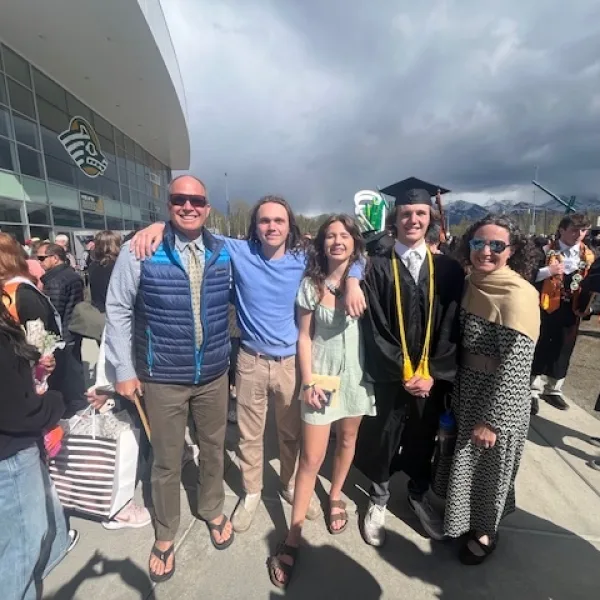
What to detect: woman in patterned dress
<box><xmin>268</xmin><ymin>215</ymin><xmax>375</xmax><ymax>589</ymax></box>
<box><xmin>443</xmin><ymin>215</ymin><xmax>541</xmax><ymax>564</ymax></box>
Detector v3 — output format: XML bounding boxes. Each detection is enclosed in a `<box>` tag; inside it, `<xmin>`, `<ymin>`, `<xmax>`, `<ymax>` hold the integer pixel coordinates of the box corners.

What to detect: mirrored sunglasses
<box><xmin>469</xmin><ymin>238</ymin><xmax>510</xmax><ymax>254</ymax></box>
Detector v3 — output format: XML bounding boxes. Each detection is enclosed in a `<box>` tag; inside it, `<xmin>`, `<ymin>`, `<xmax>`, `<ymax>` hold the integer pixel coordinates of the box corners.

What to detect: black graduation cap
<box><xmin>380</xmin><ymin>177</ymin><xmax>450</xmax><ymax>206</ymax></box>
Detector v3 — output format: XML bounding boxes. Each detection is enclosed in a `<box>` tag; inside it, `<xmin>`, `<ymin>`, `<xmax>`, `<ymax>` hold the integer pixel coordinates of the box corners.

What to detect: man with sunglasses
<box><xmin>105</xmin><ymin>175</ymin><xmax>235</xmax><ymax>583</ymax></box>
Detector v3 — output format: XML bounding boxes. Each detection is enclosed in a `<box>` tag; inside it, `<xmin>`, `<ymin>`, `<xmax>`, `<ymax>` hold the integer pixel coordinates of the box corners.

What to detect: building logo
<box><xmin>58</xmin><ymin>116</ymin><xmax>108</xmax><ymax>178</ymax></box>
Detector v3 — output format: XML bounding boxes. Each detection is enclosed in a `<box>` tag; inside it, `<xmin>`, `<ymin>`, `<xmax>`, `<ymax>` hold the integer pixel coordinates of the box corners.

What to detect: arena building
<box><xmin>0</xmin><ymin>0</ymin><xmax>189</xmax><ymax>254</ymax></box>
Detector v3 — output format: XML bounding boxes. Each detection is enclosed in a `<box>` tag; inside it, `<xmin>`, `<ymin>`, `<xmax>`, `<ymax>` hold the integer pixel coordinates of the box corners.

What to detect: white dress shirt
<box><xmin>536</xmin><ymin>241</ymin><xmax>581</xmax><ymax>282</ymax></box>
<box><xmin>394</xmin><ymin>240</ymin><xmax>427</xmax><ymax>282</ymax></box>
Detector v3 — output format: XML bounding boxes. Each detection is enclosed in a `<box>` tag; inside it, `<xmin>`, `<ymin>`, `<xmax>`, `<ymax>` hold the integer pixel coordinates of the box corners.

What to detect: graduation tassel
<box><xmin>392</xmin><ymin>249</ymin><xmax>435</xmax><ymax>383</ymax></box>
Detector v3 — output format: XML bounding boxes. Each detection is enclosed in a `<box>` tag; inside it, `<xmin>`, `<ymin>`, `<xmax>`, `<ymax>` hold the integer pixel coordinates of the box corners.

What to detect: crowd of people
<box><xmin>1</xmin><ymin>173</ymin><xmax>600</xmax><ymax>597</ymax></box>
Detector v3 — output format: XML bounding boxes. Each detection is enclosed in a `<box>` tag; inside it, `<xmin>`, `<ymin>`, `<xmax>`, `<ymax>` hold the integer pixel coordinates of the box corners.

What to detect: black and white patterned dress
<box><xmin>443</xmin><ymin>311</ymin><xmax>535</xmax><ymax>538</ymax></box>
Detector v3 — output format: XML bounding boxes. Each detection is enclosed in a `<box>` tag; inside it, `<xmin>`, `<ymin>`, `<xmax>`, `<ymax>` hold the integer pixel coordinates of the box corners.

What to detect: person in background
<box><xmin>531</xmin><ymin>214</ymin><xmax>594</xmax><ymax>412</ymax></box>
<box><xmin>354</xmin><ymin>188</ymin><xmax>464</xmax><ymax>547</ymax></box>
<box><xmin>268</xmin><ymin>215</ymin><xmax>375</xmax><ymax>589</ymax></box>
<box><xmin>425</xmin><ymin>223</ymin><xmax>443</xmax><ymax>254</ymax></box>
<box><xmin>88</xmin><ymin>231</ymin><xmax>122</xmax><ymax>314</ymax></box>
<box><xmin>24</xmin><ymin>240</ymin><xmax>45</xmax><ymax>290</ymax></box>
<box><xmin>54</xmin><ymin>234</ymin><xmax>77</xmax><ymax>269</ymax></box>
<box><xmin>37</xmin><ymin>243</ymin><xmax>87</xmax><ymax>417</ymax></box>
<box><xmin>444</xmin><ymin>215</ymin><xmax>540</xmax><ymax>564</ymax></box>
<box><xmin>0</xmin><ymin>292</ymin><xmax>78</xmax><ymax>600</ymax></box>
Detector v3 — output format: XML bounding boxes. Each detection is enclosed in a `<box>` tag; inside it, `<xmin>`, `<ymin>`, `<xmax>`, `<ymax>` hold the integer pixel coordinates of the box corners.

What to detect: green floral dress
<box><xmin>297</xmin><ymin>277</ymin><xmax>376</xmax><ymax>425</ymax></box>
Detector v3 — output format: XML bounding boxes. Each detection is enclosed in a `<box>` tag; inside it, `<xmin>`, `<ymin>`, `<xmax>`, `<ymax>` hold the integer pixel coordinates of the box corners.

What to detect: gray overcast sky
<box><xmin>162</xmin><ymin>0</ymin><xmax>600</xmax><ymax>213</ymax></box>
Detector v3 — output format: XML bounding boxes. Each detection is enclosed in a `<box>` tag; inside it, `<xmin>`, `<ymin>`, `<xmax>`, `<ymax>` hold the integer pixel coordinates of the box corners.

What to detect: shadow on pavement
<box><xmin>46</xmin><ymin>551</ymin><xmax>155</xmax><ymax>600</ymax></box>
<box><xmin>265</xmin><ymin>530</ymin><xmax>382</xmax><ymax>599</ymax></box>
<box><xmin>376</xmin><ymin>511</ymin><xmax>599</xmax><ymax>600</ymax></box>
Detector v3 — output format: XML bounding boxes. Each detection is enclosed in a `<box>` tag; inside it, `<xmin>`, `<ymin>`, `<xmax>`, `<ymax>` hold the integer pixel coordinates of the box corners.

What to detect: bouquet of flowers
<box><xmin>24</xmin><ymin>318</ymin><xmax>65</xmax><ymax>394</ymax></box>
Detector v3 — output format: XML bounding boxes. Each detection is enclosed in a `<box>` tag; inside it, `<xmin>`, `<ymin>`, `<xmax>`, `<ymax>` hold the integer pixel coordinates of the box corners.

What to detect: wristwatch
<box><xmin>302</xmin><ymin>383</ymin><xmax>314</xmax><ymax>392</ymax></box>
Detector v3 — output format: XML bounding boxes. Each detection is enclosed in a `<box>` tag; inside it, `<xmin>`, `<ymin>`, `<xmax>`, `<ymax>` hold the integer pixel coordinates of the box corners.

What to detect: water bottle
<box><xmin>437</xmin><ymin>410</ymin><xmax>457</xmax><ymax>457</ymax></box>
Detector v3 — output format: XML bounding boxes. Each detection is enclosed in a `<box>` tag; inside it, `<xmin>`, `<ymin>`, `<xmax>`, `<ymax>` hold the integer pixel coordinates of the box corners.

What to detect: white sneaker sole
<box><xmin>102</xmin><ymin>517</ymin><xmax>152</xmax><ymax>530</ymax></box>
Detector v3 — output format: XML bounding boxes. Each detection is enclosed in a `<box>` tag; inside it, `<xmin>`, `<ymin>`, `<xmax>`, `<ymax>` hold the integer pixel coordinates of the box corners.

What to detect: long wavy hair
<box><xmin>92</xmin><ymin>230</ymin><xmax>122</xmax><ymax>266</ymax></box>
<box><xmin>246</xmin><ymin>195</ymin><xmax>302</xmax><ymax>253</ymax></box>
<box><xmin>0</xmin><ymin>233</ymin><xmax>35</xmax><ymax>287</ymax></box>
<box><xmin>0</xmin><ymin>290</ymin><xmax>39</xmax><ymax>362</ymax></box>
<box><xmin>458</xmin><ymin>214</ymin><xmax>537</xmax><ymax>280</ymax></box>
<box><xmin>304</xmin><ymin>214</ymin><xmax>365</xmax><ymax>299</ymax></box>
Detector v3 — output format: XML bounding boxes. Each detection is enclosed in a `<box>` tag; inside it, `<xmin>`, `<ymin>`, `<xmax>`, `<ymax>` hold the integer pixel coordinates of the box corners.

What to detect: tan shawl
<box><xmin>463</xmin><ymin>266</ymin><xmax>541</xmax><ymax>343</ymax></box>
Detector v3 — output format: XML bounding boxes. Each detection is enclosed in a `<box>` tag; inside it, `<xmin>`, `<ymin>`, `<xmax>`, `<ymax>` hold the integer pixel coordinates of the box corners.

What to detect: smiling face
<box><xmin>559</xmin><ymin>224</ymin><xmax>589</xmax><ymax>247</ymax></box>
<box><xmin>324</xmin><ymin>220</ymin><xmax>355</xmax><ymax>264</ymax></box>
<box><xmin>168</xmin><ymin>176</ymin><xmax>210</xmax><ymax>238</ymax></box>
<box><xmin>395</xmin><ymin>204</ymin><xmax>431</xmax><ymax>246</ymax></box>
<box><xmin>469</xmin><ymin>224</ymin><xmax>512</xmax><ymax>274</ymax></box>
<box><xmin>255</xmin><ymin>201</ymin><xmax>290</xmax><ymax>253</ymax></box>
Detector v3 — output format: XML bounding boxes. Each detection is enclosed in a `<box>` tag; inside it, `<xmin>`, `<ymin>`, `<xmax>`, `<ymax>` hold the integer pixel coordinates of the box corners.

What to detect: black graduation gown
<box><xmin>354</xmin><ymin>235</ymin><xmax>464</xmax><ymax>484</ymax></box>
<box><xmin>531</xmin><ymin>252</ymin><xmax>593</xmax><ymax>381</ymax></box>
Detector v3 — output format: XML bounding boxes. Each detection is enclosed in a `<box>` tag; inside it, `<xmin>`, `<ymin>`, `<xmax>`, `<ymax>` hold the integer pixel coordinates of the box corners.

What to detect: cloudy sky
<box><xmin>162</xmin><ymin>0</ymin><xmax>600</xmax><ymax>214</ymax></box>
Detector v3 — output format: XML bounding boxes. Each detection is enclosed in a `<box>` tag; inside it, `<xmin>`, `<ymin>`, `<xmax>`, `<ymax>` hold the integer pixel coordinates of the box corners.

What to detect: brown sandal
<box><xmin>327</xmin><ymin>499</ymin><xmax>349</xmax><ymax>535</ymax></box>
<box><xmin>267</xmin><ymin>542</ymin><xmax>298</xmax><ymax>589</ymax></box>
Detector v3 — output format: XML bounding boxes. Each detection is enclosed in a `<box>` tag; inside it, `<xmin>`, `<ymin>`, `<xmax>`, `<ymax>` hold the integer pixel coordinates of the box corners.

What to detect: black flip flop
<box><xmin>267</xmin><ymin>542</ymin><xmax>298</xmax><ymax>589</ymax></box>
<box><xmin>459</xmin><ymin>531</ymin><xmax>498</xmax><ymax>566</ymax></box>
<box><xmin>207</xmin><ymin>515</ymin><xmax>235</xmax><ymax>550</ymax></box>
<box><xmin>149</xmin><ymin>543</ymin><xmax>175</xmax><ymax>583</ymax></box>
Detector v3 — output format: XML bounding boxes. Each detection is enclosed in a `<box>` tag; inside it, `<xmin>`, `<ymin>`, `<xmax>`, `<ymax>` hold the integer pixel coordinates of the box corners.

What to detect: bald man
<box><xmin>105</xmin><ymin>175</ymin><xmax>235</xmax><ymax>583</ymax></box>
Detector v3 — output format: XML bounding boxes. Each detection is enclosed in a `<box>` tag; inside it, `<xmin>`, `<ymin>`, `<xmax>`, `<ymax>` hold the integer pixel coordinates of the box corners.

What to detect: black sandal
<box><xmin>327</xmin><ymin>499</ymin><xmax>349</xmax><ymax>535</ymax></box>
<box><xmin>459</xmin><ymin>531</ymin><xmax>498</xmax><ymax>565</ymax></box>
<box><xmin>149</xmin><ymin>543</ymin><xmax>175</xmax><ymax>583</ymax></box>
<box><xmin>207</xmin><ymin>514</ymin><xmax>235</xmax><ymax>550</ymax></box>
<box><xmin>267</xmin><ymin>542</ymin><xmax>298</xmax><ymax>589</ymax></box>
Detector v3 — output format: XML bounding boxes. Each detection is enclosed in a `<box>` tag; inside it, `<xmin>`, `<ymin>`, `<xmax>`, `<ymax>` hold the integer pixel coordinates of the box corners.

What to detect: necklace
<box><xmin>324</xmin><ymin>278</ymin><xmax>343</xmax><ymax>298</ymax></box>
<box><xmin>391</xmin><ymin>248</ymin><xmax>435</xmax><ymax>382</ymax></box>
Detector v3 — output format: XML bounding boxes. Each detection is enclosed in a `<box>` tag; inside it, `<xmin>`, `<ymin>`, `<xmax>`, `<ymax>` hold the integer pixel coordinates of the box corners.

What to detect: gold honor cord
<box><xmin>391</xmin><ymin>248</ymin><xmax>435</xmax><ymax>382</ymax></box>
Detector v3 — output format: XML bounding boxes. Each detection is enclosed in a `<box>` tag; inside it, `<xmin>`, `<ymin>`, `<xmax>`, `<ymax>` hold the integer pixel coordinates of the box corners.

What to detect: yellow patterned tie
<box><xmin>187</xmin><ymin>243</ymin><xmax>204</xmax><ymax>348</ymax></box>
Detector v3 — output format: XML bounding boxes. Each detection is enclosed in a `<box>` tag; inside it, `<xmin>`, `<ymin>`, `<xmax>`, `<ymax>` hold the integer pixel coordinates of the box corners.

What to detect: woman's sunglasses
<box><xmin>169</xmin><ymin>194</ymin><xmax>208</xmax><ymax>208</ymax></box>
<box><xmin>469</xmin><ymin>238</ymin><xmax>510</xmax><ymax>254</ymax></box>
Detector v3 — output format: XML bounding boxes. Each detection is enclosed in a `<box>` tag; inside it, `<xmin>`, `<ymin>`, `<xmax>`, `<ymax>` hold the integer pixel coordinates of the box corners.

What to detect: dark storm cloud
<box><xmin>163</xmin><ymin>0</ymin><xmax>600</xmax><ymax>212</ymax></box>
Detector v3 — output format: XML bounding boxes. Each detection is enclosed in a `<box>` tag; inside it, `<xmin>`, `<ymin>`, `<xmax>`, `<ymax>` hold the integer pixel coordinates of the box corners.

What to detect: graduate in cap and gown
<box><xmin>531</xmin><ymin>213</ymin><xmax>594</xmax><ymax>412</ymax></box>
<box><xmin>354</xmin><ymin>184</ymin><xmax>464</xmax><ymax>546</ymax></box>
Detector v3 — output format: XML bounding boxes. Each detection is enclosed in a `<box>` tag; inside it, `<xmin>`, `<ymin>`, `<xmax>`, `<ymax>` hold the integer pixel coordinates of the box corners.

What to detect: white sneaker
<box><xmin>362</xmin><ymin>501</ymin><xmax>386</xmax><ymax>547</ymax></box>
<box><xmin>231</xmin><ymin>492</ymin><xmax>261</xmax><ymax>533</ymax></box>
<box><xmin>102</xmin><ymin>501</ymin><xmax>152</xmax><ymax>530</ymax></box>
<box><xmin>408</xmin><ymin>494</ymin><xmax>445</xmax><ymax>541</ymax></box>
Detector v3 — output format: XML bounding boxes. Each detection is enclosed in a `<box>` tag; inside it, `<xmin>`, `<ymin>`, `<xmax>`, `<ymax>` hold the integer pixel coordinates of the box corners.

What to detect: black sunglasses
<box><xmin>469</xmin><ymin>238</ymin><xmax>511</xmax><ymax>254</ymax></box>
<box><xmin>36</xmin><ymin>255</ymin><xmax>49</xmax><ymax>261</ymax></box>
<box><xmin>169</xmin><ymin>194</ymin><xmax>208</xmax><ymax>208</ymax></box>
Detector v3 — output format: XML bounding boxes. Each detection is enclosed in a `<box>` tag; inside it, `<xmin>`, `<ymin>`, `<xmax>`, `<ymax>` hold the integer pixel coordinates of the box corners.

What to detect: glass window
<box><xmin>123</xmin><ymin>220</ymin><xmax>134</xmax><ymax>230</ymax></box>
<box><xmin>122</xmin><ymin>204</ymin><xmax>132</xmax><ymax>219</ymax></box>
<box><xmin>104</xmin><ymin>198</ymin><xmax>122</xmax><ymax>217</ymax></box>
<box><xmin>32</xmin><ymin>69</ymin><xmax>67</xmax><ymax>110</ymax></box>
<box><xmin>93</xmin><ymin>113</ymin><xmax>113</xmax><ymax>141</ymax></box>
<box><xmin>0</xmin><ymin>223</ymin><xmax>25</xmax><ymax>243</ymax></box>
<box><xmin>131</xmin><ymin>206</ymin><xmax>141</xmax><ymax>221</ymax></box>
<box><xmin>0</xmin><ymin>74</ymin><xmax>7</xmax><ymax>106</ymax></box>
<box><xmin>48</xmin><ymin>182</ymin><xmax>79</xmax><ymax>209</ymax></box>
<box><xmin>66</xmin><ymin>94</ymin><xmax>91</xmax><ymax>122</ymax></box>
<box><xmin>38</xmin><ymin>97</ymin><xmax>68</xmax><ymax>134</ymax></box>
<box><xmin>41</xmin><ymin>125</ymin><xmax>67</xmax><ymax>160</ymax></box>
<box><xmin>0</xmin><ymin>44</ymin><xmax>3</xmax><ymax>71</ymax></box>
<box><xmin>114</xmin><ymin>128</ymin><xmax>124</xmax><ymax>148</ymax></box>
<box><xmin>125</xmin><ymin>154</ymin><xmax>135</xmax><ymax>173</ymax></box>
<box><xmin>0</xmin><ymin>105</ymin><xmax>12</xmax><ymax>138</ymax></box>
<box><xmin>17</xmin><ymin>145</ymin><xmax>43</xmax><ymax>179</ymax></box>
<box><xmin>0</xmin><ymin>197</ymin><xmax>22</xmax><ymax>222</ymax></box>
<box><xmin>26</xmin><ymin>203</ymin><xmax>50</xmax><ymax>225</ymax></box>
<box><xmin>116</xmin><ymin>145</ymin><xmax>126</xmax><ymax>169</ymax></box>
<box><xmin>98</xmin><ymin>134</ymin><xmax>115</xmax><ymax>163</ymax></box>
<box><xmin>83</xmin><ymin>212</ymin><xmax>106</xmax><ymax>230</ymax></box>
<box><xmin>77</xmin><ymin>170</ymin><xmax>100</xmax><ymax>194</ymax></box>
<box><xmin>3</xmin><ymin>47</ymin><xmax>31</xmax><ymax>88</ymax></box>
<box><xmin>120</xmin><ymin>185</ymin><xmax>130</xmax><ymax>204</ymax></box>
<box><xmin>101</xmin><ymin>178</ymin><xmax>119</xmax><ymax>201</ymax></box>
<box><xmin>106</xmin><ymin>216</ymin><xmax>123</xmax><ymax>230</ymax></box>
<box><xmin>7</xmin><ymin>79</ymin><xmax>35</xmax><ymax>118</ymax></box>
<box><xmin>130</xmin><ymin>189</ymin><xmax>139</xmax><ymax>206</ymax></box>
<box><xmin>103</xmin><ymin>160</ymin><xmax>118</xmax><ymax>183</ymax></box>
<box><xmin>22</xmin><ymin>176</ymin><xmax>47</xmax><ymax>204</ymax></box>
<box><xmin>124</xmin><ymin>136</ymin><xmax>135</xmax><ymax>155</ymax></box>
<box><xmin>12</xmin><ymin>112</ymin><xmax>39</xmax><ymax>149</ymax></box>
<box><xmin>0</xmin><ymin>136</ymin><xmax>16</xmax><ymax>171</ymax></box>
<box><xmin>29</xmin><ymin>226</ymin><xmax>52</xmax><ymax>242</ymax></box>
<box><xmin>136</xmin><ymin>160</ymin><xmax>145</xmax><ymax>176</ymax></box>
<box><xmin>45</xmin><ymin>155</ymin><xmax>76</xmax><ymax>186</ymax></box>
<box><xmin>118</xmin><ymin>166</ymin><xmax>128</xmax><ymax>185</ymax></box>
<box><xmin>52</xmin><ymin>206</ymin><xmax>82</xmax><ymax>228</ymax></box>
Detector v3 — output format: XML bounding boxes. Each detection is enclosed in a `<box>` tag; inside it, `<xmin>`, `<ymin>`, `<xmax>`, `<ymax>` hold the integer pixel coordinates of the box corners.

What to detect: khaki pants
<box><xmin>236</xmin><ymin>347</ymin><xmax>301</xmax><ymax>494</ymax></box>
<box><xmin>143</xmin><ymin>373</ymin><xmax>228</xmax><ymax>541</ymax></box>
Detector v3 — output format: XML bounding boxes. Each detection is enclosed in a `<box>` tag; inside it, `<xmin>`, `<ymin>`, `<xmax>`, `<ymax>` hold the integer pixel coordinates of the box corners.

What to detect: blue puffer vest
<box><xmin>134</xmin><ymin>224</ymin><xmax>231</xmax><ymax>384</ymax></box>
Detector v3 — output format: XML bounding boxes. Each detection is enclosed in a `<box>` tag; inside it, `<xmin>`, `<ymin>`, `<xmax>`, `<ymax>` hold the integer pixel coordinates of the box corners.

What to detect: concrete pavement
<box><xmin>42</xmin><ymin>341</ymin><xmax>600</xmax><ymax>599</ymax></box>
